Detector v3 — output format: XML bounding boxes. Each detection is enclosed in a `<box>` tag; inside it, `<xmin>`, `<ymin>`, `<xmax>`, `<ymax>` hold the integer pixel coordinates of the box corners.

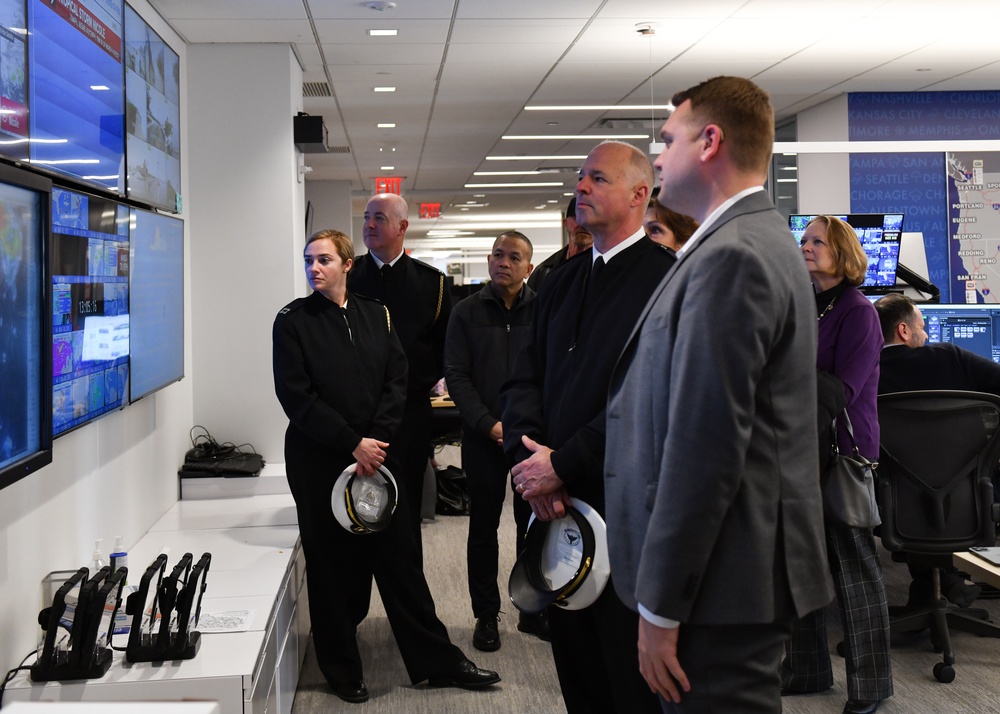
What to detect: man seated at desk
<box><xmin>875</xmin><ymin>293</ymin><xmax>1000</xmax><ymax>608</ymax></box>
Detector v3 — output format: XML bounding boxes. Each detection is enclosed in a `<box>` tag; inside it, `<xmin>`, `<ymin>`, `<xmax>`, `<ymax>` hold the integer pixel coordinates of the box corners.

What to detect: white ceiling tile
<box><xmin>168</xmin><ymin>19</ymin><xmax>312</xmax><ymax>43</ymax></box>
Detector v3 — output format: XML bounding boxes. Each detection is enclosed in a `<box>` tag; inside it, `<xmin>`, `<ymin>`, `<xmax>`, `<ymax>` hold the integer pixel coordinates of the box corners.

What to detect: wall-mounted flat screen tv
<box><xmin>27</xmin><ymin>0</ymin><xmax>125</xmax><ymax>193</ymax></box>
<box><xmin>789</xmin><ymin>213</ymin><xmax>904</xmax><ymax>294</ymax></box>
<box><xmin>0</xmin><ymin>161</ymin><xmax>52</xmax><ymax>490</ymax></box>
<box><xmin>124</xmin><ymin>3</ymin><xmax>180</xmax><ymax>213</ymax></box>
<box><xmin>0</xmin><ymin>0</ymin><xmax>30</xmax><ymax>162</ymax></box>
<box><xmin>51</xmin><ymin>184</ymin><xmax>130</xmax><ymax>437</ymax></box>
<box><xmin>129</xmin><ymin>206</ymin><xmax>183</xmax><ymax>401</ymax></box>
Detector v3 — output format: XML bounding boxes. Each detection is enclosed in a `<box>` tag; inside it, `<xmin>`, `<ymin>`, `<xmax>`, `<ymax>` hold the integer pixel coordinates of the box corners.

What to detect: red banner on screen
<box><xmin>1</xmin><ymin>97</ymin><xmax>28</xmax><ymax>137</ymax></box>
<box><xmin>46</xmin><ymin>0</ymin><xmax>122</xmax><ymax>61</ymax></box>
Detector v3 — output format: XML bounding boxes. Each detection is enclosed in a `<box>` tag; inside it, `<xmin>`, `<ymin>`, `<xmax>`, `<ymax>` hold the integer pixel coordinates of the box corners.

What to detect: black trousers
<box><xmin>391</xmin><ymin>395</ymin><xmax>435</xmax><ymax>556</ymax></box>
<box><xmin>286</xmin><ymin>447</ymin><xmax>463</xmax><ymax>687</ymax></box>
<box><xmin>547</xmin><ymin>579</ymin><xmax>661</xmax><ymax>714</ymax></box>
<box><xmin>462</xmin><ymin>432</ymin><xmax>532</xmax><ymax>619</ymax></box>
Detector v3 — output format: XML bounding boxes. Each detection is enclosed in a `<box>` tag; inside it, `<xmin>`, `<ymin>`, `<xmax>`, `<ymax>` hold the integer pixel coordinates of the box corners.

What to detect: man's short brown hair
<box><xmin>671</xmin><ymin>76</ymin><xmax>774</xmax><ymax>175</ymax></box>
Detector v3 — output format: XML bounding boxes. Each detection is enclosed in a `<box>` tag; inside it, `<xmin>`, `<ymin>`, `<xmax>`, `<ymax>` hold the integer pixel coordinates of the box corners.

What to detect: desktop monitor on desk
<box><xmin>917</xmin><ymin>304</ymin><xmax>1000</xmax><ymax>363</ymax></box>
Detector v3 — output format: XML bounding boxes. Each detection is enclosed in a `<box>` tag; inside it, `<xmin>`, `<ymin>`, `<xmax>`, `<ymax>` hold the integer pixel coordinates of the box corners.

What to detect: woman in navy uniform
<box><xmin>272</xmin><ymin>229</ymin><xmax>498</xmax><ymax>703</ymax></box>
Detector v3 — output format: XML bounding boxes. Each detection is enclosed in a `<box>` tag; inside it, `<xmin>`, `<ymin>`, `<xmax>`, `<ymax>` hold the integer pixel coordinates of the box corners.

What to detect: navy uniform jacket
<box><xmin>348</xmin><ymin>252</ymin><xmax>451</xmax><ymax>401</ymax></box>
<box><xmin>500</xmin><ymin>238</ymin><xmax>675</xmax><ymax>513</ymax></box>
<box><xmin>879</xmin><ymin>342</ymin><xmax>1000</xmax><ymax>395</ymax></box>
<box><xmin>272</xmin><ymin>291</ymin><xmax>407</xmax><ymax>461</ymax></box>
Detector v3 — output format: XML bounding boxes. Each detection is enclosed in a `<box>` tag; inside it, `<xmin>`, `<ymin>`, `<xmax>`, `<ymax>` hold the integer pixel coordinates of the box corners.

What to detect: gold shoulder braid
<box><xmin>818</xmin><ymin>296</ymin><xmax>837</xmax><ymax>321</ymax></box>
<box><xmin>433</xmin><ymin>274</ymin><xmax>444</xmax><ymax>324</ymax></box>
<box><xmin>384</xmin><ymin>305</ymin><xmax>391</xmax><ymax>332</ymax></box>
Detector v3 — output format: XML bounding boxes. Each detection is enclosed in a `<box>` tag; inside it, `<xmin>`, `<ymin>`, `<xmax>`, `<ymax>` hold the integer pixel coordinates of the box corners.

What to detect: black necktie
<box><xmin>590</xmin><ymin>256</ymin><xmax>605</xmax><ymax>287</ymax></box>
<box><xmin>380</xmin><ymin>263</ymin><xmax>392</xmax><ymax>279</ymax></box>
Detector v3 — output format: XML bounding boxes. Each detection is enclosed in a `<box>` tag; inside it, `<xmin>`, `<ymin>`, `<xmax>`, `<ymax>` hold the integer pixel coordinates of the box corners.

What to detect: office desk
<box><xmin>4</xmin><ymin>497</ymin><xmax>307</xmax><ymax>714</ymax></box>
<box><xmin>954</xmin><ymin>550</ymin><xmax>1000</xmax><ymax>589</ymax></box>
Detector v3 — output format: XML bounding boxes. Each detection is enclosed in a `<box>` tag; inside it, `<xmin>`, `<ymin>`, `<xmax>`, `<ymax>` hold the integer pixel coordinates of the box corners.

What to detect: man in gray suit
<box><xmin>604</xmin><ymin>76</ymin><xmax>834</xmax><ymax>713</ymax></box>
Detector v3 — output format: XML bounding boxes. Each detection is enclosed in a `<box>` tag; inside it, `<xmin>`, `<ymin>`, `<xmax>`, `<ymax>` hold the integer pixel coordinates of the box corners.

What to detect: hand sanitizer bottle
<box><xmin>91</xmin><ymin>539</ymin><xmax>105</xmax><ymax>572</ymax></box>
<box><xmin>110</xmin><ymin>535</ymin><xmax>128</xmax><ymax>580</ymax></box>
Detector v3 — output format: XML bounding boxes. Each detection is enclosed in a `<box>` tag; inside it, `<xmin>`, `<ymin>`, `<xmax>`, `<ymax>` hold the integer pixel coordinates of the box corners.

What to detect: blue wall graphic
<box><xmin>847</xmin><ymin>92</ymin><xmax>1000</xmax><ymax>303</ymax></box>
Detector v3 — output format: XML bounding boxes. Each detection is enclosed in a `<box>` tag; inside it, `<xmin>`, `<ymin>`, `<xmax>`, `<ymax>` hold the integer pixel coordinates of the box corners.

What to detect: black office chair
<box><xmin>877</xmin><ymin>390</ymin><xmax>1000</xmax><ymax>683</ymax></box>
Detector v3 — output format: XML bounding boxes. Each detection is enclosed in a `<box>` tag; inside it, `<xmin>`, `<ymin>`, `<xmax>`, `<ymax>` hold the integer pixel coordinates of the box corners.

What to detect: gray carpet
<box><xmin>292</xmin><ymin>451</ymin><xmax>1000</xmax><ymax>713</ymax></box>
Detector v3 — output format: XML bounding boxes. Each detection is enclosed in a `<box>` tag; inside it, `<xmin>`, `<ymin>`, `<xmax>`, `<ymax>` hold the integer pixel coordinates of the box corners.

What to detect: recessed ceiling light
<box><xmin>503</xmin><ymin>134</ymin><xmax>648</xmax><ymax>140</ymax></box>
<box><xmin>563</xmin><ymin>192</ymin><xmax>574</xmax><ymax>197</ymax></box>
<box><xmin>486</xmin><ymin>155</ymin><xmax>587</xmax><ymax>161</ymax></box>
<box><xmin>546</xmin><ymin>200</ymin><xmax>559</xmax><ymax>203</ymax></box>
<box><xmin>381</xmin><ymin>166</ymin><xmax>395</xmax><ymax>170</ymax></box>
<box><xmin>377</xmin><ymin>123</ymin><xmax>396</xmax><ymax>128</ymax></box>
<box><xmin>473</xmin><ymin>194</ymin><xmax>486</xmax><ymax>198</ymax></box>
<box><xmin>373</xmin><ymin>86</ymin><xmax>396</xmax><ymax>92</ymax></box>
<box><xmin>465</xmin><ymin>182</ymin><xmax>564</xmax><ymax>188</ymax></box>
<box><xmin>473</xmin><ymin>170</ymin><xmax>541</xmax><ymax>176</ymax></box>
<box><xmin>525</xmin><ymin>105</ymin><xmax>673</xmax><ymax>112</ymax></box>
<box><xmin>368</xmin><ymin>29</ymin><xmax>398</xmax><ymax>36</ymax></box>
<box><xmin>776</xmin><ymin>178</ymin><xmax>798</xmax><ymax>183</ymax></box>
<box><xmin>90</xmin><ymin>85</ymin><xmax>110</xmax><ymax>91</ymax></box>
<box><xmin>781</xmin><ymin>166</ymin><xmax>798</xmax><ymax>171</ymax></box>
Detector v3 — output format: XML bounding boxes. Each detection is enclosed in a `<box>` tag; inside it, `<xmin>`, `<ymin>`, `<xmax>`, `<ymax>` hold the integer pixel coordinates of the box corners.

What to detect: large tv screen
<box><xmin>0</xmin><ymin>0</ymin><xmax>29</xmax><ymax>162</ymax></box>
<box><xmin>51</xmin><ymin>185</ymin><xmax>130</xmax><ymax>437</ymax></box>
<box><xmin>129</xmin><ymin>206</ymin><xmax>183</xmax><ymax>400</ymax></box>
<box><xmin>790</xmin><ymin>213</ymin><xmax>904</xmax><ymax>293</ymax></box>
<box><xmin>27</xmin><ymin>0</ymin><xmax>124</xmax><ymax>192</ymax></box>
<box><xmin>0</xmin><ymin>161</ymin><xmax>52</xmax><ymax>490</ymax></box>
<box><xmin>124</xmin><ymin>4</ymin><xmax>180</xmax><ymax>212</ymax></box>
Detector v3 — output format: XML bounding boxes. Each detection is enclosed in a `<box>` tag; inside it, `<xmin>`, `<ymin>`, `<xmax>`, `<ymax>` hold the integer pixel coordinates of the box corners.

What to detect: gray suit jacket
<box><xmin>605</xmin><ymin>190</ymin><xmax>834</xmax><ymax>626</ymax></box>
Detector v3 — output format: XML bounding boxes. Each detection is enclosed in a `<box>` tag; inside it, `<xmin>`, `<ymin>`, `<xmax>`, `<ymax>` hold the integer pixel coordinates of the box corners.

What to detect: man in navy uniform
<box><xmin>503</xmin><ymin>140</ymin><xmax>673</xmax><ymax>714</ymax></box>
<box><xmin>348</xmin><ymin>192</ymin><xmax>452</xmax><ymax>555</ymax></box>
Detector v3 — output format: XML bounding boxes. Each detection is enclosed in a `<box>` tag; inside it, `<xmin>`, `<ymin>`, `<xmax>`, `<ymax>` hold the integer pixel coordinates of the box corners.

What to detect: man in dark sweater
<box><xmin>875</xmin><ymin>293</ymin><xmax>1000</xmax><ymax>607</ymax></box>
<box><xmin>445</xmin><ymin>231</ymin><xmax>541</xmax><ymax>653</ymax></box>
<box><xmin>501</xmin><ymin>141</ymin><xmax>674</xmax><ymax>714</ymax></box>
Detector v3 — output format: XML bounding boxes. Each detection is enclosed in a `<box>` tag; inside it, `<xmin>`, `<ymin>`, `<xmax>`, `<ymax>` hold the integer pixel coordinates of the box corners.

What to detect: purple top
<box><xmin>816</xmin><ymin>286</ymin><xmax>882</xmax><ymax>460</ymax></box>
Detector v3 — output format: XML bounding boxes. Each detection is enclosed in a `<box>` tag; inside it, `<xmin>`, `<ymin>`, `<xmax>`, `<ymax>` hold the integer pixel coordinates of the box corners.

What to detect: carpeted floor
<box><xmin>291</xmin><ymin>449</ymin><xmax>1000</xmax><ymax>714</ymax></box>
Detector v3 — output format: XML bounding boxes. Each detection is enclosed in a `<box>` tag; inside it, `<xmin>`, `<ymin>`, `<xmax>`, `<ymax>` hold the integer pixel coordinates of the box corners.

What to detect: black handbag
<box><xmin>822</xmin><ymin>410</ymin><xmax>881</xmax><ymax>529</ymax></box>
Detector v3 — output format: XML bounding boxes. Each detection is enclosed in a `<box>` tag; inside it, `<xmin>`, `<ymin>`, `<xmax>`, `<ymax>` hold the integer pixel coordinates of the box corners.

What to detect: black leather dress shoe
<box><xmin>428</xmin><ymin>659</ymin><xmax>501</xmax><ymax>689</ymax></box>
<box><xmin>517</xmin><ymin>611</ymin><xmax>551</xmax><ymax>642</ymax></box>
<box><xmin>333</xmin><ymin>680</ymin><xmax>369</xmax><ymax>703</ymax></box>
<box><xmin>473</xmin><ymin>615</ymin><xmax>501</xmax><ymax>652</ymax></box>
<box><xmin>844</xmin><ymin>699</ymin><xmax>881</xmax><ymax>714</ymax></box>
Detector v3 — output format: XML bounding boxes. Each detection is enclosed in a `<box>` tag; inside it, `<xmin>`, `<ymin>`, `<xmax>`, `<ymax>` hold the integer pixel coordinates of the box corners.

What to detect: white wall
<box><xmin>305</xmin><ymin>178</ymin><xmax>353</xmax><ymax>247</ymax></box>
<box><xmin>187</xmin><ymin>44</ymin><xmax>304</xmax><ymax>461</ymax></box>
<box><xmin>797</xmin><ymin>94</ymin><xmax>850</xmax><ymax>213</ymax></box>
<box><xmin>0</xmin><ymin>0</ymin><xmax>192</xmax><ymax>673</ymax></box>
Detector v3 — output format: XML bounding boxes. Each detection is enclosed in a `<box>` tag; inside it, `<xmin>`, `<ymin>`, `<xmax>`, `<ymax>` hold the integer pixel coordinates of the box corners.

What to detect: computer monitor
<box><xmin>789</xmin><ymin>213</ymin><xmax>904</xmax><ymax>293</ymax></box>
<box><xmin>0</xmin><ymin>161</ymin><xmax>52</xmax><ymax>490</ymax></box>
<box><xmin>916</xmin><ymin>304</ymin><xmax>1000</xmax><ymax>363</ymax></box>
<box><xmin>51</xmin><ymin>185</ymin><xmax>130</xmax><ymax>437</ymax></box>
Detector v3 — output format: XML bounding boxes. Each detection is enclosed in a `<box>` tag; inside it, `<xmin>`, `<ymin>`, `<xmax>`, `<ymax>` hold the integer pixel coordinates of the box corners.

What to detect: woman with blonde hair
<box><xmin>782</xmin><ymin>216</ymin><xmax>892</xmax><ymax>714</ymax></box>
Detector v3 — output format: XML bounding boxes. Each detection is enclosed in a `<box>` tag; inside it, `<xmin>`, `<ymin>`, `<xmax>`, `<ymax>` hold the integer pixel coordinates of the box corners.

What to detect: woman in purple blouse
<box><xmin>781</xmin><ymin>216</ymin><xmax>892</xmax><ymax>714</ymax></box>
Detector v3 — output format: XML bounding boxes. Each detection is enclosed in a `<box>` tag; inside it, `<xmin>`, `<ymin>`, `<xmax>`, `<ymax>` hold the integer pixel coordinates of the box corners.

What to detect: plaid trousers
<box><xmin>782</xmin><ymin>522</ymin><xmax>894</xmax><ymax>701</ymax></box>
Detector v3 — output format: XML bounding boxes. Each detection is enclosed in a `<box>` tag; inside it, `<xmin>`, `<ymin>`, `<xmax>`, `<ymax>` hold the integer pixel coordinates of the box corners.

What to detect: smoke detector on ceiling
<box><xmin>635</xmin><ymin>22</ymin><xmax>658</xmax><ymax>36</ymax></box>
<box><xmin>366</xmin><ymin>1</ymin><xmax>397</xmax><ymax>11</ymax></box>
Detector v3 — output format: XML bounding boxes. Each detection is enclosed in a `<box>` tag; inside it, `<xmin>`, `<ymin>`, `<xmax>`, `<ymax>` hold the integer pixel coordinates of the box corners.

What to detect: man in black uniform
<box><xmin>501</xmin><ymin>140</ymin><xmax>674</xmax><ymax>714</ymax></box>
<box><xmin>526</xmin><ymin>196</ymin><xmax>593</xmax><ymax>293</ymax></box>
<box><xmin>445</xmin><ymin>230</ymin><xmax>542</xmax><ymax>653</ymax></box>
<box><xmin>348</xmin><ymin>192</ymin><xmax>452</xmax><ymax>554</ymax></box>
